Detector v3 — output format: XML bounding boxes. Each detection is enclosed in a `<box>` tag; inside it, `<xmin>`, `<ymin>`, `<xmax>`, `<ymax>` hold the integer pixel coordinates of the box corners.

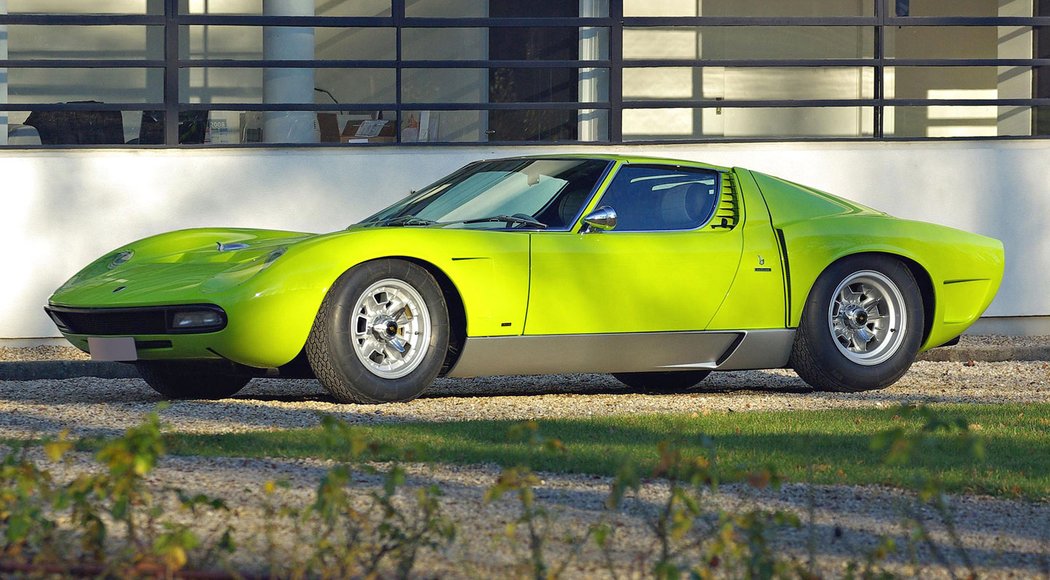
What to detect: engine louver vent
<box><xmin>711</xmin><ymin>172</ymin><xmax>739</xmax><ymax>230</ymax></box>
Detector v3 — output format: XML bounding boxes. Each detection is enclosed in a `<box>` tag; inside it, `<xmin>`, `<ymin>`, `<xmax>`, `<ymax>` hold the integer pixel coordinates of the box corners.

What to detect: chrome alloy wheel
<box><xmin>351</xmin><ymin>278</ymin><xmax>432</xmax><ymax>379</ymax></box>
<box><xmin>827</xmin><ymin>270</ymin><xmax>907</xmax><ymax>366</ymax></box>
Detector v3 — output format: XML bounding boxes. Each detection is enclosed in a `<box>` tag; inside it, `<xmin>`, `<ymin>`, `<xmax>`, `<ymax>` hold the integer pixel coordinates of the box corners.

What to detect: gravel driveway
<box><xmin>0</xmin><ymin>360</ymin><xmax>1046</xmax><ymax>438</ymax></box>
<box><xmin>1</xmin><ymin>346</ymin><xmax>1048</xmax><ymax>577</ymax></box>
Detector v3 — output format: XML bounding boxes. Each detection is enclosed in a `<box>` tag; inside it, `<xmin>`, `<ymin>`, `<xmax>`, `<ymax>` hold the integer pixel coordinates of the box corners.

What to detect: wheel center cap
<box><xmin>842</xmin><ymin>305</ymin><xmax>868</xmax><ymax>329</ymax></box>
<box><xmin>371</xmin><ymin>316</ymin><xmax>399</xmax><ymax>340</ymax></box>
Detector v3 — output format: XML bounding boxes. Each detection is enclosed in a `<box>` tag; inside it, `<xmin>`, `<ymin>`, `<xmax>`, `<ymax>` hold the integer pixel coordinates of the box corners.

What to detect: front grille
<box><xmin>45</xmin><ymin>305</ymin><xmax>226</xmax><ymax>335</ymax></box>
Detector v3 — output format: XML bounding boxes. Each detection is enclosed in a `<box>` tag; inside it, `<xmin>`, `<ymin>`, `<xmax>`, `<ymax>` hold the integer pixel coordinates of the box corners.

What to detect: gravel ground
<box><xmin>4</xmin><ymin>334</ymin><xmax>1048</xmax><ymax>363</ymax></box>
<box><xmin>1</xmin><ymin>337</ymin><xmax>1048</xmax><ymax>577</ymax></box>
<box><xmin>0</xmin><ymin>361</ymin><xmax>1046</xmax><ymax>438</ymax></box>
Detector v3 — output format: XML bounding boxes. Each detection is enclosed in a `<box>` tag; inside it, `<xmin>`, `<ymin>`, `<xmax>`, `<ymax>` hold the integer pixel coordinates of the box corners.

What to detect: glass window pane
<box><xmin>406</xmin><ymin>0</ymin><xmax>487</xmax><ymax>17</ymax></box>
<box><xmin>4</xmin><ymin>109</ymin><xmax>156</xmax><ymax>145</ymax></box>
<box><xmin>405</xmin><ymin>0</ymin><xmax>606</xmax><ymax>18</ymax></box>
<box><xmin>179</xmin><ymin>68</ymin><xmax>395</xmax><ymax>104</ymax></box>
<box><xmin>401</xmin><ymin>27</ymin><xmax>607</xmax><ymax>62</ymax></box>
<box><xmin>7</xmin><ymin>0</ymin><xmax>161</xmax><ymax>14</ymax></box>
<box><xmin>885</xmin><ymin>106</ymin><xmax>1034</xmax><ymax>137</ymax></box>
<box><xmin>407</xmin><ymin>110</ymin><xmax>486</xmax><ymax>142</ymax></box>
<box><xmin>624</xmin><ymin>0</ymin><xmax>874</xmax><ymax>17</ymax></box>
<box><xmin>402</xmin><ymin>28</ymin><xmax>488</xmax><ymax>61</ymax></box>
<box><xmin>402</xmin><ymin>68</ymin><xmax>487</xmax><ymax>104</ymax></box>
<box><xmin>180</xmin><ymin>26</ymin><xmax>396</xmax><ymax>61</ymax></box>
<box><xmin>180</xmin><ymin>0</ymin><xmax>391</xmax><ymax>17</ymax></box>
<box><xmin>485</xmin><ymin>108</ymin><xmax>600</xmax><ymax>141</ymax></box>
<box><xmin>894</xmin><ymin>0</ymin><xmax>1000</xmax><ymax>17</ymax></box>
<box><xmin>7</xmin><ymin>68</ymin><xmax>163</xmax><ymax>103</ymax></box>
<box><xmin>403</xmin><ymin>68</ymin><xmax>608</xmax><ymax>104</ymax></box>
<box><xmin>7</xmin><ymin>26</ymin><xmax>163</xmax><ymax>60</ymax></box>
<box><xmin>885</xmin><ymin>66</ymin><xmax>1029</xmax><ymax>99</ymax></box>
<box><xmin>624</xmin><ymin>27</ymin><xmax>875</xmax><ymax>60</ymax></box>
<box><xmin>624</xmin><ymin>67</ymin><xmax>874</xmax><ymax>100</ymax></box>
<box><xmin>623</xmin><ymin>106</ymin><xmax>874</xmax><ymax>139</ymax></box>
<box><xmin>597</xmin><ymin>165</ymin><xmax>721</xmax><ymax>232</ymax></box>
<box><xmin>885</xmin><ymin>26</ymin><xmax>1040</xmax><ymax>59</ymax></box>
<box><xmin>189</xmin><ymin>109</ymin><xmax>394</xmax><ymax>144</ymax></box>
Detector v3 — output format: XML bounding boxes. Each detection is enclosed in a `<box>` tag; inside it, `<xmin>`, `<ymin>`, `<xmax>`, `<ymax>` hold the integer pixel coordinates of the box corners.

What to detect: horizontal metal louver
<box><xmin>711</xmin><ymin>172</ymin><xmax>739</xmax><ymax>229</ymax></box>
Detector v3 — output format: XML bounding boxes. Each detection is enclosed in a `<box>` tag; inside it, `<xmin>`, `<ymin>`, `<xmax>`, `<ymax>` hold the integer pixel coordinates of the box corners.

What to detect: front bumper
<box><xmin>45</xmin><ymin>304</ymin><xmax>228</xmax><ymax>336</ymax></box>
<box><xmin>45</xmin><ymin>304</ymin><xmax>231</xmax><ymax>362</ymax></box>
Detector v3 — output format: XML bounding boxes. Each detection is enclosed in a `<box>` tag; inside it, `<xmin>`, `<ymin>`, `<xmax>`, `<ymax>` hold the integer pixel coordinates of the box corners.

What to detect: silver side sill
<box><xmin>446</xmin><ymin>329</ymin><xmax>795</xmax><ymax>378</ymax></box>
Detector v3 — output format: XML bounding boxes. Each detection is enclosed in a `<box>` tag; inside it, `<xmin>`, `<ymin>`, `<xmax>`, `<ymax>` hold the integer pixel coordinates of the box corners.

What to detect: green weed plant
<box><xmin>0</xmin><ymin>405</ymin><xmax>1014</xmax><ymax>578</ymax></box>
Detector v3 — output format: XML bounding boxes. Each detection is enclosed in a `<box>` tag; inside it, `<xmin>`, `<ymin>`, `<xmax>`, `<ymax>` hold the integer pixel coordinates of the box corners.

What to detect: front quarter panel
<box><xmin>210</xmin><ymin>228</ymin><xmax>532</xmax><ymax>367</ymax></box>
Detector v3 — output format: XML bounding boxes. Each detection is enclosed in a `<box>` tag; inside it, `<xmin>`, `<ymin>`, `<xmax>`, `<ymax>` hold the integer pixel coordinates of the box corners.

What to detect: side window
<box><xmin>596</xmin><ymin>165</ymin><xmax>721</xmax><ymax>232</ymax></box>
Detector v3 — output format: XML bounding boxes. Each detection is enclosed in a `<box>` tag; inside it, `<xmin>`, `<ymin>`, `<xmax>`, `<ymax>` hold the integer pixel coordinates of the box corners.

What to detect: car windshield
<box><xmin>359</xmin><ymin>158</ymin><xmax>612</xmax><ymax>230</ymax></box>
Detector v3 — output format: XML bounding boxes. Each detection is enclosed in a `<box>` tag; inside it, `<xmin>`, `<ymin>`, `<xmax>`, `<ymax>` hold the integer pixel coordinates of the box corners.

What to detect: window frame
<box><xmin>1</xmin><ymin>0</ymin><xmax>1049</xmax><ymax>146</ymax></box>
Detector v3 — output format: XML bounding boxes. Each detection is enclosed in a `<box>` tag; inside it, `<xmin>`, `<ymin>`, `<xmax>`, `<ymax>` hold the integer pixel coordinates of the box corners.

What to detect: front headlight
<box><xmin>170</xmin><ymin>308</ymin><xmax>226</xmax><ymax>331</ymax></box>
<box><xmin>56</xmin><ymin>248</ymin><xmax>135</xmax><ymax>293</ymax></box>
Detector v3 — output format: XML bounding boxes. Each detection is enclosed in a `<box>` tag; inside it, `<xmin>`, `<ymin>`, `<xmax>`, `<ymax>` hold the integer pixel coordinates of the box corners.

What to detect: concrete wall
<box><xmin>2</xmin><ymin>139</ymin><xmax>1046</xmax><ymax>339</ymax></box>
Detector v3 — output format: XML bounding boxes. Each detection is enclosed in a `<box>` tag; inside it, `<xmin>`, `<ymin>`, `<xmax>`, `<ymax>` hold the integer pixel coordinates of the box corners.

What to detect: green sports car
<box><xmin>45</xmin><ymin>155</ymin><xmax>1004</xmax><ymax>403</ymax></box>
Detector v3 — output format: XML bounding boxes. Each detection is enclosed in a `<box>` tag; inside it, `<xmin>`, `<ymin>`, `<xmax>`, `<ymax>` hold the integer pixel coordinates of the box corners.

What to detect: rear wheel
<box><xmin>306</xmin><ymin>259</ymin><xmax>450</xmax><ymax>404</ymax></box>
<box><xmin>135</xmin><ymin>361</ymin><xmax>251</xmax><ymax>399</ymax></box>
<box><xmin>612</xmin><ymin>370</ymin><xmax>711</xmax><ymax>392</ymax></box>
<box><xmin>790</xmin><ymin>255</ymin><xmax>924</xmax><ymax>392</ymax></box>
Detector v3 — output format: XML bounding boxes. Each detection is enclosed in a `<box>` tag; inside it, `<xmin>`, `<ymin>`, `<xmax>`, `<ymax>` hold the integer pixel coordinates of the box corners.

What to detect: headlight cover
<box><xmin>108</xmin><ymin>250</ymin><xmax>134</xmax><ymax>269</ymax></box>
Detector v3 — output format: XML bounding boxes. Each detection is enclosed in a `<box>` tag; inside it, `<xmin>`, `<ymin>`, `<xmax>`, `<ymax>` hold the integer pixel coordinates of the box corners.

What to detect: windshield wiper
<box><xmin>460</xmin><ymin>214</ymin><xmax>548</xmax><ymax>229</ymax></box>
<box><xmin>376</xmin><ymin>215</ymin><xmax>436</xmax><ymax>227</ymax></box>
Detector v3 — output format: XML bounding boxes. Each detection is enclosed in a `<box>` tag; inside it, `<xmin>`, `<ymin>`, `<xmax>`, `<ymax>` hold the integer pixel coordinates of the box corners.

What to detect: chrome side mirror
<box><xmin>581</xmin><ymin>206</ymin><xmax>617</xmax><ymax>233</ymax></box>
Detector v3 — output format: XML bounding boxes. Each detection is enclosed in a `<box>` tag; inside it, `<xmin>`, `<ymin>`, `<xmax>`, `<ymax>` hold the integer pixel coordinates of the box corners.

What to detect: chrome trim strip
<box><xmin>446</xmin><ymin>329</ymin><xmax>795</xmax><ymax>378</ymax></box>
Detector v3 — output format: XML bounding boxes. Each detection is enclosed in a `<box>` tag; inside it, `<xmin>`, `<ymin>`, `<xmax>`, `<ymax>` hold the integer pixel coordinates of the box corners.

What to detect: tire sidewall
<box><xmin>319</xmin><ymin>260</ymin><xmax>449</xmax><ymax>402</ymax></box>
<box><xmin>795</xmin><ymin>255</ymin><xmax>923</xmax><ymax>391</ymax></box>
<box><xmin>612</xmin><ymin>370</ymin><xmax>711</xmax><ymax>392</ymax></box>
<box><xmin>135</xmin><ymin>360</ymin><xmax>251</xmax><ymax>399</ymax></box>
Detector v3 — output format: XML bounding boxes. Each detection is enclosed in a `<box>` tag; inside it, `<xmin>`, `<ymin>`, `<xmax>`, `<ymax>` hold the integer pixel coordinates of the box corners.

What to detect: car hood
<box><xmin>50</xmin><ymin>228</ymin><xmax>317</xmax><ymax>307</ymax></box>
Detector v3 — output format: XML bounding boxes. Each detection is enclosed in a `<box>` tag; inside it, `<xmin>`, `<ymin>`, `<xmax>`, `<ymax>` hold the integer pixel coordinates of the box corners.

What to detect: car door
<box><xmin>524</xmin><ymin>163</ymin><xmax>744</xmax><ymax>336</ymax></box>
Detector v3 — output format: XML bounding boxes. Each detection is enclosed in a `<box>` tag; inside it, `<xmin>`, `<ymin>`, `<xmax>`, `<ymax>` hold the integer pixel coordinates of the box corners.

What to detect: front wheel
<box><xmin>135</xmin><ymin>361</ymin><xmax>251</xmax><ymax>399</ymax></box>
<box><xmin>790</xmin><ymin>255</ymin><xmax>924</xmax><ymax>392</ymax></box>
<box><xmin>306</xmin><ymin>259</ymin><xmax>450</xmax><ymax>404</ymax></box>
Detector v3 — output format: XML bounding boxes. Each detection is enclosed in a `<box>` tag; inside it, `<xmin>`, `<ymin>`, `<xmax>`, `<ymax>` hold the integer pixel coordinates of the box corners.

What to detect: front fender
<box><xmin>210</xmin><ymin>228</ymin><xmax>531</xmax><ymax>367</ymax></box>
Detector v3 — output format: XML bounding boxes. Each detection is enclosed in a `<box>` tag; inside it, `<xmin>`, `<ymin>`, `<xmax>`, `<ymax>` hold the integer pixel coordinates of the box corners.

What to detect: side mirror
<box><xmin>581</xmin><ymin>206</ymin><xmax>617</xmax><ymax>233</ymax></box>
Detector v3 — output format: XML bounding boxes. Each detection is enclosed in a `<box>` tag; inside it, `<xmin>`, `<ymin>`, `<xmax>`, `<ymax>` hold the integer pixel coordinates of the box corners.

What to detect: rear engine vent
<box><xmin>711</xmin><ymin>172</ymin><xmax>739</xmax><ymax>230</ymax></box>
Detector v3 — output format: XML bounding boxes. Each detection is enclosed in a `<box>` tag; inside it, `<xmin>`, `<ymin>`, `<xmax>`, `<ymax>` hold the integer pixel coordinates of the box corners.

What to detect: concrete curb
<box><xmin>0</xmin><ymin>361</ymin><xmax>139</xmax><ymax>381</ymax></box>
<box><xmin>915</xmin><ymin>345</ymin><xmax>1050</xmax><ymax>363</ymax></box>
<box><xmin>0</xmin><ymin>345</ymin><xmax>1047</xmax><ymax>381</ymax></box>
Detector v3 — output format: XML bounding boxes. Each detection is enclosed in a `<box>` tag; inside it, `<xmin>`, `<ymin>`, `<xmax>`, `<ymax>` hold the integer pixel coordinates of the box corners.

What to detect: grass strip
<box><xmin>80</xmin><ymin>403</ymin><xmax>1050</xmax><ymax>499</ymax></box>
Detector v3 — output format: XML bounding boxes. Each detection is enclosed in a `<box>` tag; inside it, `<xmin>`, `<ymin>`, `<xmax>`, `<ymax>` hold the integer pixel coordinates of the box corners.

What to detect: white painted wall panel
<box><xmin>1</xmin><ymin>141</ymin><xmax>1044</xmax><ymax>338</ymax></box>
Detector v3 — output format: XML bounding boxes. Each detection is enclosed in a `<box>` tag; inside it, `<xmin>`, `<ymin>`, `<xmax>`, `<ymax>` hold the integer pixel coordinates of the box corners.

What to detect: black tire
<box><xmin>612</xmin><ymin>370</ymin><xmax>711</xmax><ymax>392</ymax></box>
<box><xmin>790</xmin><ymin>255</ymin><xmax>924</xmax><ymax>392</ymax></box>
<box><xmin>135</xmin><ymin>361</ymin><xmax>251</xmax><ymax>399</ymax></box>
<box><xmin>306</xmin><ymin>259</ymin><xmax>450</xmax><ymax>404</ymax></box>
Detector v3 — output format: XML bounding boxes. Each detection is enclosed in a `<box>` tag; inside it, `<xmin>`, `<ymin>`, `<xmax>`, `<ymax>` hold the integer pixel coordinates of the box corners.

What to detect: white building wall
<box><xmin>2</xmin><ymin>140</ymin><xmax>1046</xmax><ymax>340</ymax></box>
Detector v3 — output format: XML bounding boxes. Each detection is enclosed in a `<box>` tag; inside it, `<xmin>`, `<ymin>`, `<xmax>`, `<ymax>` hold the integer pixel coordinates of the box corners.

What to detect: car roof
<box><xmin>476</xmin><ymin>154</ymin><xmax>731</xmax><ymax>173</ymax></box>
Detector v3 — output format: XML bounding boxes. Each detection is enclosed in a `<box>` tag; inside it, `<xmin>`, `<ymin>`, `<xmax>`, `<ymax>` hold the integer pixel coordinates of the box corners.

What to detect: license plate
<box><xmin>88</xmin><ymin>337</ymin><xmax>138</xmax><ymax>361</ymax></box>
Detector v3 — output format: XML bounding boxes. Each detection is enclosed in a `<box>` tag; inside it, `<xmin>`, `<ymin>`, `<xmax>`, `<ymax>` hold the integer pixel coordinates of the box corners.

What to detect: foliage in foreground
<box><xmin>0</xmin><ymin>404</ymin><xmax>1022</xmax><ymax>578</ymax></box>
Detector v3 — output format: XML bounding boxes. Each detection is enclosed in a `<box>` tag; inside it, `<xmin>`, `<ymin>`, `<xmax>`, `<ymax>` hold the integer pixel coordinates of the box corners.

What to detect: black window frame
<box><xmin>1</xmin><ymin>0</ymin><xmax>1049</xmax><ymax>147</ymax></box>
